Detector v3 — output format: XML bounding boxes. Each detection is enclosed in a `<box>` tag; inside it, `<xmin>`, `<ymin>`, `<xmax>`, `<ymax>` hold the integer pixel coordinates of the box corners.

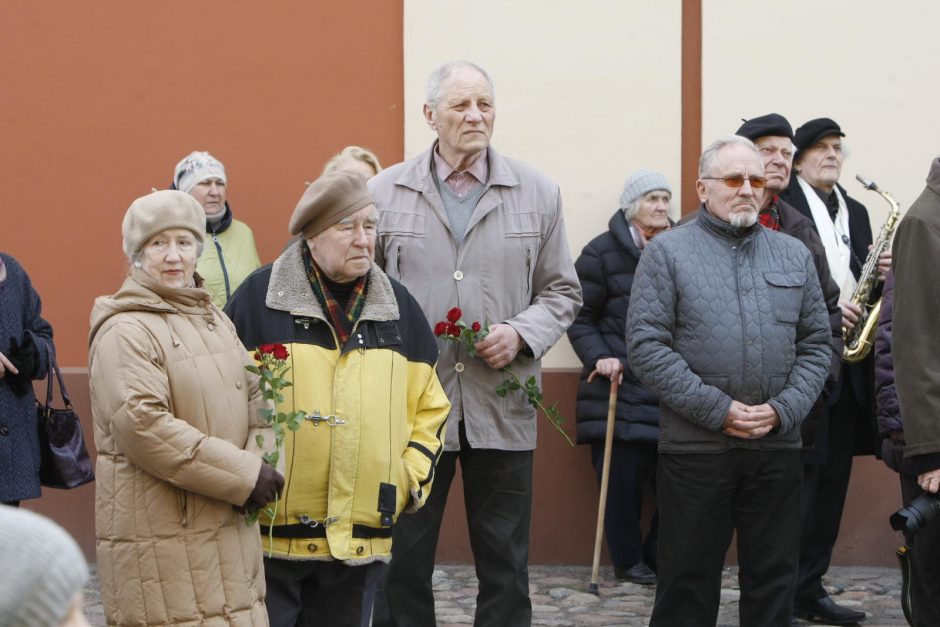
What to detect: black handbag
<box><xmin>36</xmin><ymin>352</ymin><xmax>94</xmax><ymax>489</ymax></box>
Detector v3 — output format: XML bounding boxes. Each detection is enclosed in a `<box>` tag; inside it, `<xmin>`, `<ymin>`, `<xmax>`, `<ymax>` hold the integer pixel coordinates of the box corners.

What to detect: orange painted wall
<box><xmin>0</xmin><ymin>1</ymin><xmax>404</xmax><ymax>367</ymax></box>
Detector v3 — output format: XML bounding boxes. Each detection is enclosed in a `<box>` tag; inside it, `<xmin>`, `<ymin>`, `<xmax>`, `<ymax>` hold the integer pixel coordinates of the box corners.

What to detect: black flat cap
<box><xmin>735</xmin><ymin>113</ymin><xmax>793</xmax><ymax>141</ymax></box>
<box><xmin>793</xmin><ymin>117</ymin><xmax>845</xmax><ymax>162</ymax></box>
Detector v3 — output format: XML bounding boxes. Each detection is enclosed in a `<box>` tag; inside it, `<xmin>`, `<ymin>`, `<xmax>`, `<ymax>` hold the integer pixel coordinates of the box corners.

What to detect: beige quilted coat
<box><xmin>89</xmin><ymin>270</ymin><xmax>271</xmax><ymax>626</ymax></box>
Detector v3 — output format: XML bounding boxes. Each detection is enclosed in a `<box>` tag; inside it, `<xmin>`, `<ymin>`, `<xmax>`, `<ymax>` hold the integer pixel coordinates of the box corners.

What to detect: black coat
<box><xmin>567</xmin><ymin>211</ymin><xmax>660</xmax><ymax>445</ymax></box>
<box><xmin>779</xmin><ymin>176</ymin><xmax>874</xmax><ymax>281</ymax></box>
<box><xmin>780</xmin><ymin>175</ymin><xmax>879</xmax><ymax>456</ymax></box>
<box><xmin>0</xmin><ymin>254</ymin><xmax>54</xmax><ymax>502</ymax></box>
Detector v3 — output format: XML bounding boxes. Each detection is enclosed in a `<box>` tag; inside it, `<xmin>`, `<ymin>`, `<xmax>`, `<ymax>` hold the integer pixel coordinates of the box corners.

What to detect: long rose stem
<box><xmin>502</xmin><ymin>367</ymin><xmax>575</xmax><ymax>447</ymax></box>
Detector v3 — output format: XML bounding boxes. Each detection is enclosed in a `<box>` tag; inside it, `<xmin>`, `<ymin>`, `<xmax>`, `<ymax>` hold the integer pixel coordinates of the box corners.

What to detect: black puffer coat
<box><xmin>567</xmin><ymin>211</ymin><xmax>660</xmax><ymax>445</ymax></box>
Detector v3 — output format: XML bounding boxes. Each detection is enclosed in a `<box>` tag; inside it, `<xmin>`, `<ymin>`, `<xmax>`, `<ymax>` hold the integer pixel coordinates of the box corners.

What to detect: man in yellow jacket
<box><xmin>225</xmin><ymin>170</ymin><xmax>450</xmax><ymax>627</ymax></box>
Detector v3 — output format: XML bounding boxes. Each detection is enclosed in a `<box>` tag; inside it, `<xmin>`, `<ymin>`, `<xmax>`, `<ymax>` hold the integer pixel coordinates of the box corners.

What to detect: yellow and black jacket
<box><xmin>225</xmin><ymin>242</ymin><xmax>450</xmax><ymax>563</ymax></box>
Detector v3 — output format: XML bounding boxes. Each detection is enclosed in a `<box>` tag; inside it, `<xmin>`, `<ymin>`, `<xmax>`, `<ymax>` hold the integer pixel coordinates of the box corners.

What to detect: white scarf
<box><xmin>797</xmin><ymin>175</ymin><xmax>857</xmax><ymax>300</ymax></box>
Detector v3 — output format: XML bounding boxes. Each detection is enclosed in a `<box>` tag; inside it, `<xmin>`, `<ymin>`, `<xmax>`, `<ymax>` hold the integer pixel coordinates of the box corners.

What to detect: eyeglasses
<box><xmin>701</xmin><ymin>175</ymin><xmax>767</xmax><ymax>189</ymax></box>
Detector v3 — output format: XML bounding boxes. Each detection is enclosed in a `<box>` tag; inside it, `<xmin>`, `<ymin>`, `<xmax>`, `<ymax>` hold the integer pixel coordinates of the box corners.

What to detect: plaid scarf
<box><xmin>759</xmin><ymin>196</ymin><xmax>781</xmax><ymax>231</ymax></box>
<box><xmin>303</xmin><ymin>247</ymin><xmax>368</xmax><ymax>346</ymax></box>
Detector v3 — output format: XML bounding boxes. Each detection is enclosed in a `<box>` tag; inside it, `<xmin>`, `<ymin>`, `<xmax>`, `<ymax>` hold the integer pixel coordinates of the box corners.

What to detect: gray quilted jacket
<box><xmin>626</xmin><ymin>206</ymin><xmax>831</xmax><ymax>453</ymax></box>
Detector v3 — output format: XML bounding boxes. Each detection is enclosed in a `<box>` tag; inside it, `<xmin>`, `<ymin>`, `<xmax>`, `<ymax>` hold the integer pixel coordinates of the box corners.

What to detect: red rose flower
<box><xmin>471</xmin><ymin>321</ymin><xmax>481</xmax><ymax>333</ymax></box>
<box><xmin>447</xmin><ymin>323</ymin><xmax>461</xmax><ymax>337</ymax></box>
<box><xmin>258</xmin><ymin>344</ymin><xmax>275</xmax><ymax>354</ymax></box>
<box><xmin>253</xmin><ymin>352</ymin><xmax>262</xmax><ymax>361</ymax></box>
<box><xmin>446</xmin><ymin>307</ymin><xmax>462</xmax><ymax>323</ymax></box>
<box><xmin>434</xmin><ymin>322</ymin><xmax>448</xmax><ymax>337</ymax></box>
<box><xmin>272</xmin><ymin>344</ymin><xmax>289</xmax><ymax>361</ymax></box>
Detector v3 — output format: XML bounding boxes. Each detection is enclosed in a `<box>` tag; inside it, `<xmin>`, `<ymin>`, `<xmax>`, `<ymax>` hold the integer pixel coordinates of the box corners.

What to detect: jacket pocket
<box><xmin>504</xmin><ymin>211</ymin><xmax>540</xmax><ymax>239</ymax></box>
<box><xmin>380</xmin><ymin>210</ymin><xmax>426</xmax><ymax>237</ymax></box>
<box><xmin>176</xmin><ymin>488</ymin><xmax>190</xmax><ymax>527</ymax></box>
<box><xmin>503</xmin><ymin>211</ymin><xmax>541</xmax><ymax>297</ymax></box>
<box><xmin>764</xmin><ymin>271</ymin><xmax>804</xmax><ymax>325</ymax></box>
<box><xmin>379</xmin><ymin>212</ymin><xmax>426</xmax><ymax>283</ymax></box>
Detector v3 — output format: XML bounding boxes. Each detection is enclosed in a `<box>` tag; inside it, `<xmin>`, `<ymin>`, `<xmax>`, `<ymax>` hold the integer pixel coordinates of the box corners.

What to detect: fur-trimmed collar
<box><xmin>265</xmin><ymin>241</ymin><xmax>399</xmax><ymax>322</ymax></box>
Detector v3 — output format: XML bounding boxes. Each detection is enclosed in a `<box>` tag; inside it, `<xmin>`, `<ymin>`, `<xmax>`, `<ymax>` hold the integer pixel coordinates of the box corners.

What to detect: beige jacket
<box><xmin>370</xmin><ymin>143</ymin><xmax>582</xmax><ymax>451</ymax></box>
<box><xmin>89</xmin><ymin>270</ymin><xmax>270</xmax><ymax>626</ymax></box>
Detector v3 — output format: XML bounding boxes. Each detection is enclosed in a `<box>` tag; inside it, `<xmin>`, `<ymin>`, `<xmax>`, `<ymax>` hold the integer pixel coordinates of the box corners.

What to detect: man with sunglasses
<box><xmin>781</xmin><ymin>118</ymin><xmax>887</xmax><ymax>625</ymax></box>
<box><xmin>627</xmin><ymin>136</ymin><xmax>831</xmax><ymax>626</ymax></box>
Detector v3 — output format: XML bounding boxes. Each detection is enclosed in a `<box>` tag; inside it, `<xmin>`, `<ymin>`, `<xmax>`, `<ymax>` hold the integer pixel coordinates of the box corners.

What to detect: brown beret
<box><xmin>288</xmin><ymin>170</ymin><xmax>374</xmax><ymax>238</ymax></box>
<box><xmin>122</xmin><ymin>190</ymin><xmax>206</xmax><ymax>260</ymax></box>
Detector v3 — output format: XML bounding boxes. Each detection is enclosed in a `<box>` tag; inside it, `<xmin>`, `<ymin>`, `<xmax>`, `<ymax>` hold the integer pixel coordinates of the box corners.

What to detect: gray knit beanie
<box><xmin>618</xmin><ymin>170</ymin><xmax>672</xmax><ymax>210</ymax></box>
<box><xmin>122</xmin><ymin>190</ymin><xmax>206</xmax><ymax>261</ymax></box>
<box><xmin>0</xmin><ymin>505</ymin><xmax>89</xmax><ymax>626</ymax></box>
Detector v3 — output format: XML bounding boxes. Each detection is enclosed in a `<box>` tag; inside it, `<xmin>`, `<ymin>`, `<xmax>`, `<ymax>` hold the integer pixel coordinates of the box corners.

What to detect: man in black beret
<box><xmin>736</xmin><ymin>111</ymin><xmax>844</xmax><ymax>477</ymax></box>
<box><xmin>780</xmin><ymin>117</ymin><xmax>891</xmax><ymax>625</ymax></box>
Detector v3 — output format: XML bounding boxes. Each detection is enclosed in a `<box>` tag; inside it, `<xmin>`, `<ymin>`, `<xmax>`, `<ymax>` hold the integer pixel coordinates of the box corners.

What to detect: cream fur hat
<box><xmin>0</xmin><ymin>505</ymin><xmax>90</xmax><ymax>627</ymax></box>
<box><xmin>122</xmin><ymin>189</ymin><xmax>206</xmax><ymax>260</ymax></box>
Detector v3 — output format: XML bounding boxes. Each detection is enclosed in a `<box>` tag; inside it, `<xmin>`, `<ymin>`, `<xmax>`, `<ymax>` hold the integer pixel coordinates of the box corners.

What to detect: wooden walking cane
<box><xmin>588</xmin><ymin>369</ymin><xmax>619</xmax><ymax>595</ymax></box>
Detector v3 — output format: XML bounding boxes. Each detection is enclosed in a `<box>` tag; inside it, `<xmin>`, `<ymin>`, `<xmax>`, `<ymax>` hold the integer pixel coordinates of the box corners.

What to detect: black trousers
<box><xmin>899</xmin><ymin>473</ymin><xmax>940</xmax><ymax>627</ymax></box>
<box><xmin>796</xmin><ymin>389</ymin><xmax>861</xmax><ymax>601</ymax></box>
<box><xmin>649</xmin><ymin>449</ymin><xmax>801</xmax><ymax>627</ymax></box>
<box><xmin>589</xmin><ymin>440</ymin><xmax>658</xmax><ymax>570</ymax></box>
<box><xmin>373</xmin><ymin>423</ymin><xmax>534</xmax><ymax>627</ymax></box>
<box><xmin>264</xmin><ymin>557</ymin><xmax>382</xmax><ymax>627</ymax></box>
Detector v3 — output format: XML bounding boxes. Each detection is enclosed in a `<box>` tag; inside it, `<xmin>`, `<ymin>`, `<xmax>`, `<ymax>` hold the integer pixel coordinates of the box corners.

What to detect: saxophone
<box><xmin>842</xmin><ymin>174</ymin><xmax>901</xmax><ymax>363</ymax></box>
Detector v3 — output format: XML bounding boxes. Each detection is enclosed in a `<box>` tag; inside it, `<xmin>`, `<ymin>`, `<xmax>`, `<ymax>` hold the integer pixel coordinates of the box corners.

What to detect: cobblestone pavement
<box><xmin>83</xmin><ymin>563</ymin><xmax>907</xmax><ymax>626</ymax></box>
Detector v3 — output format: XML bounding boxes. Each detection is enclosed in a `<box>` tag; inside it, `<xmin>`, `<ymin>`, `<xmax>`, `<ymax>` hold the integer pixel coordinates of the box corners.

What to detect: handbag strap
<box><xmin>43</xmin><ymin>345</ymin><xmax>72</xmax><ymax>409</ymax></box>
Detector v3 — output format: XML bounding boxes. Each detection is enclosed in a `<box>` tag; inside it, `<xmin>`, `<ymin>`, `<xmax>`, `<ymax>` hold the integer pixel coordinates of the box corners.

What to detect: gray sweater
<box><xmin>626</xmin><ymin>206</ymin><xmax>831</xmax><ymax>453</ymax></box>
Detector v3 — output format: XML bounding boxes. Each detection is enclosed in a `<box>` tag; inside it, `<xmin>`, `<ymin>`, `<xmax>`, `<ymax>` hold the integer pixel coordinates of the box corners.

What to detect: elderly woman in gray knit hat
<box><xmin>566</xmin><ymin>169</ymin><xmax>674</xmax><ymax>585</ymax></box>
<box><xmin>0</xmin><ymin>505</ymin><xmax>91</xmax><ymax>626</ymax></box>
<box><xmin>88</xmin><ymin>190</ymin><xmax>283</xmax><ymax>626</ymax></box>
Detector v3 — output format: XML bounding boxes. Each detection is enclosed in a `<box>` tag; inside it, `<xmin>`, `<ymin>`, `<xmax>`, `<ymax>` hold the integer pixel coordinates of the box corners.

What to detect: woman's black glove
<box><xmin>5</xmin><ymin>334</ymin><xmax>38</xmax><ymax>396</ymax></box>
<box><xmin>243</xmin><ymin>463</ymin><xmax>285</xmax><ymax>513</ymax></box>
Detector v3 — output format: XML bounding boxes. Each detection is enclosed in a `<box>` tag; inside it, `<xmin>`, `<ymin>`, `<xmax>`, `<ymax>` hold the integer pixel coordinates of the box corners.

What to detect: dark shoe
<box><xmin>614</xmin><ymin>562</ymin><xmax>657</xmax><ymax>585</ymax></box>
<box><xmin>793</xmin><ymin>595</ymin><xmax>866</xmax><ymax>624</ymax></box>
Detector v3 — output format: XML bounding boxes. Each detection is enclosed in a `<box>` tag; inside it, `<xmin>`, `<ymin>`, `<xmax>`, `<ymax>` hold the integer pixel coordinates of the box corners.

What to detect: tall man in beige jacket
<box><xmin>369</xmin><ymin>60</ymin><xmax>582</xmax><ymax>627</ymax></box>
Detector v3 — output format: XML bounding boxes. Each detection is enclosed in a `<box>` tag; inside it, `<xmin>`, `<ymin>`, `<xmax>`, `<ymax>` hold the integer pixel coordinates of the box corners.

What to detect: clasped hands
<box><xmin>721</xmin><ymin>400</ymin><xmax>780</xmax><ymax>439</ymax></box>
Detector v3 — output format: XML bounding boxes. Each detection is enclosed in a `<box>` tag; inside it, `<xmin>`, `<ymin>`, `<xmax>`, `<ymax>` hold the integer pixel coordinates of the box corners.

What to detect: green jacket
<box><xmin>198</xmin><ymin>210</ymin><xmax>261</xmax><ymax>307</ymax></box>
<box><xmin>893</xmin><ymin>157</ymin><xmax>940</xmax><ymax>471</ymax></box>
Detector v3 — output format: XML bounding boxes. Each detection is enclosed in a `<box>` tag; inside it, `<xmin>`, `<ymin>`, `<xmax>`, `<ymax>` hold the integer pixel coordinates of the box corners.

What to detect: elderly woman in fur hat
<box><xmin>88</xmin><ymin>190</ymin><xmax>283</xmax><ymax>626</ymax></box>
<box><xmin>224</xmin><ymin>170</ymin><xmax>450</xmax><ymax>627</ymax></box>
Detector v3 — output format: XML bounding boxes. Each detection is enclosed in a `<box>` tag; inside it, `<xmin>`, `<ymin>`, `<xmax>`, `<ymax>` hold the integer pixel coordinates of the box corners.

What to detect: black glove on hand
<box><xmin>5</xmin><ymin>335</ymin><xmax>38</xmax><ymax>396</ymax></box>
<box><xmin>243</xmin><ymin>463</ymin><xmax>285</xmax><ymax>513</ymax></box>
<box><xmin>9</xmin><ymin>333</ymin><xmax>38</xmax><ymax>375</ymax></box>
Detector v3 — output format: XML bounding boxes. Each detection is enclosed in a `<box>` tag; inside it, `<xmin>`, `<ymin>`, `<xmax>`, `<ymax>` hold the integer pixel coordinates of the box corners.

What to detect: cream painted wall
<box><xmin>403</xmin><ymin>0</ymin><xmax>683</xmax><ymax>367</ymax></box>
<box><xmin>702</xmin><ymin>1</ymin><xmax>939</xmax><ymax>227</ymax></box>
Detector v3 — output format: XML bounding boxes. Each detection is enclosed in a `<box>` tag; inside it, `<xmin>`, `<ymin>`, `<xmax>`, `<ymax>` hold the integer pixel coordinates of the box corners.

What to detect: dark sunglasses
<box><xmin>702</xmin><ymin>175</ymin><xmax>767</xmax><ymax>189</ymax></box>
